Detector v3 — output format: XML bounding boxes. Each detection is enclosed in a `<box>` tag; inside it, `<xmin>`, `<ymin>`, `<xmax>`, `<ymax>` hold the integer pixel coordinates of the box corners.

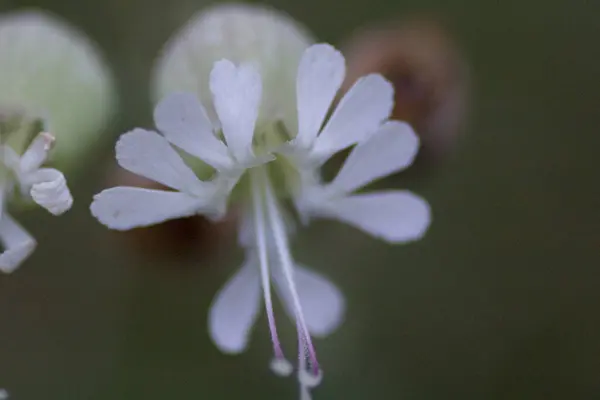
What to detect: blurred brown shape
<box><xmin>106</xmin><ymin>166</ymin><xmax>236</xmax><ymax>265</ymax></box>
<box><xmin>341</xmin><ymin>16</ymin><xmax>469</xmax><ymax>166</ymax></box>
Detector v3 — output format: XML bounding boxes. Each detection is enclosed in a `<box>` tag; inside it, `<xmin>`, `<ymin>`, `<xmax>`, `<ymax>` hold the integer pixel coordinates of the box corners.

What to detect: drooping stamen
<box><xmin>250</xmin><ymin>169</ymin><xmax>292</xmax><ymax>376</ymax></box>
<box><xmin>297</xmin><ymin>321</ymin><xmax>323</xmax><ymax>400</ymax></box>
<box><xmin>263</xmin><ymin>170</ymin><xmax>321</xmax><ymax>377</ymax></box>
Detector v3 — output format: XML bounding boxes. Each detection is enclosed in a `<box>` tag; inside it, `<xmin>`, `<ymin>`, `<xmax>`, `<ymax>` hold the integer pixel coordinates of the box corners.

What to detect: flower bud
<box><xmin>152</xmin><ymin>3</ymin><xmax>314</xmax><ymax>130</ymax></box>
<box><xmin>0</xmin><ymin>9</ymin><xmax>116</xmax><ymax>172</ymax></box>
<box><xmin>341</xmin><ymin>17</ymin><xmax>469</xmax><ymax>166</ymax></box>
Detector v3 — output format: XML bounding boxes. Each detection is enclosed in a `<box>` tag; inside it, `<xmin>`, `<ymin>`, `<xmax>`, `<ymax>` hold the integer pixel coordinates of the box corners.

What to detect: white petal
<box><xmin>312</xmin><ymin>74</ymin><xmax>394</xmax><ymax>160</ymax></box>
<box><xmin>295</xmin><ymin>44</ymin><xmax>345</xmax><ymax>148</ymax></box>
<box><xmin>310</xmin><ymin>191</ymin><xmax>431</xmax><ymax>243</ymax></box>
<box><xmin>153</xmin><ymin>93</ymin><xmax>233</xmax><ymax>170</ymax></box>
<box><xmin>19</xmin><ymin>132</ymin><xmax>54</xmax><ymax>173</ymax></box>
<box><xmin>209</xmin><ymin>259</ymin><xmax>261</xmax><ymax>354</ymax></box>
<box><xmin>274</xmin><ymin>264</ymin><xmax>345</xmax><ymax>337</ymax></box>
<box><xmin>209</xmin><ymin>60</ymin><xmax>261</xmax><ymax>162</ymax></box>
<box><xmin>90</xmin><ymin>187</ymin><xmax>205</xmax><ymax>230</ymax></box>
<box><xmin>23</xmin><ymin>168</ymin><xmax>73</xmax><ymax>215</ymax></box>
<box><xmin>115</xmin><ymin>128</ymin><xmax>208</xmax><ymax>195</ymax></box>
<box><xmin>0</xmin><ymin>146</ymin><xmax>20</xmax><ymax>171</ymax></box>
<box><xmin>0</xmin><ymin>213</ymin><xmax>36</xmax><ymax>273</ymax></box>
<box><xmin>330</xmin><ymin>121</ymin><xmax>419</xmax><ymax>194</ymax></box>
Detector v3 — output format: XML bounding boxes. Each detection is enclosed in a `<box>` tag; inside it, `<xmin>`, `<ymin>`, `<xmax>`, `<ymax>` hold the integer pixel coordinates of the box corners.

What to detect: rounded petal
<box><xmin>313</xmin><ymin>74</ymin><xmax>394</xmax><ymax>160</ymax></box>
<box><xmin>115</xmin><ymin>128</ymin><xmax>208</xmax><ymax>195</ymax></box>
<box><xmin>311</xmin><ymin>191</ymin><xmax>431</xmax><ymax>243</ymax></box>
<box><xmin>25</xmin><ymin>168</ymin><xmax>73</xmax><ymax>215</ymax></box>
<box><xmin>330</xmin><ymin>120</ymin><xmax>419</xmax><ymax>194</ymax></box>
<box><xmin>153</xmin><ymin>92</ymin><xmax>232</xmax><ymax>170</ymax></box>
<box><xmin>209</xmin><ymin>60</ymin><xmax>261</xmax><ymax>162</ymax></box>
<box><xmin>90</xmin><ymin>187</ymin><xmax>204</xmax><ymax>231</ymax></box>
<box><xmin>274</xmin><ymin>264</ymin><xmax>345</xmax><ymax>337</ymax></box>
<box><xmin>0</xmin><ymin>10</ymin><xmax>116</xmax><ymax>171</ymax></box>
<box><xmin>295</xmin><ymin>44</ymin><xmax>345</xmax><ymax>148</ymax></box>
<box><xmin>209</xmin><ymin>260</ymin><xmax>261</xmax><ymax>353</ymax></box>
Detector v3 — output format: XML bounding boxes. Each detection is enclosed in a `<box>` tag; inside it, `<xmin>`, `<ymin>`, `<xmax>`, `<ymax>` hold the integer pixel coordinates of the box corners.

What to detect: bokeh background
<box><xmin>0</xmin><ymin>0</ymin><xmax>599</xmax><ymax>399</ymax></box>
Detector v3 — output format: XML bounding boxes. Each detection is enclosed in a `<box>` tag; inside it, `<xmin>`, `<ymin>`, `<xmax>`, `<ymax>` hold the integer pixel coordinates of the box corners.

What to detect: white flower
<box><xmin>0</xmin><ymin>132</ymin><xmax>73</xmax><ymax>273</ymax></box>
<box><xmin>0</xmin><ymin>10</ymin><xmax>116</xmax><ymax>171</ymax></box>
<box><xmin>90</xmin><ymin>43</ymin><xmax>431</xmax><ymax>400</ymax></box>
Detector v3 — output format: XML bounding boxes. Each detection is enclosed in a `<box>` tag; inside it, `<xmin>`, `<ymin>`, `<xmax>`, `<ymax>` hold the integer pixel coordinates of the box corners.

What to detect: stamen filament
<box><xmin>263</xmin><ymin>169</ymin><xmax>321</xmax><ymax>376</ymax></box>
<box><xmin>250</xmin><ymin>168</ymin><xmax>290</xmax><ymax>375</ymax></box>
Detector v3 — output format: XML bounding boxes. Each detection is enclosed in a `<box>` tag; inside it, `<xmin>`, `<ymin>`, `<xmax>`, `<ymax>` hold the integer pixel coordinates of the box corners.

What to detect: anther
<box><xmin>270</xmin><ymin>357</ymin><xmax>294</xmax><ymax>377</ymax></box>
<box><xmin>299</xmin><ymin>368</ymin><xmax>323</xmax><ymax>388</ymax></box>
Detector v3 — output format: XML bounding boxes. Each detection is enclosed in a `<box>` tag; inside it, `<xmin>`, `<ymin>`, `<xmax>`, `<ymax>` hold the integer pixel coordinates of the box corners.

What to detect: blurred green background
<box><xmin>0</xmin><ymin>0</ymin><xmax>599</xmax><ymax>399</ymax></box>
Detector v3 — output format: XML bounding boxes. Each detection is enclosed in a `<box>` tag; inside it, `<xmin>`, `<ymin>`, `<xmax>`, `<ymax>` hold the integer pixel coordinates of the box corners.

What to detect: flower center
<box><xmin>227</xmin><ymin>120</ymin><xmax>301</xmax><ymax>205</ymax></box>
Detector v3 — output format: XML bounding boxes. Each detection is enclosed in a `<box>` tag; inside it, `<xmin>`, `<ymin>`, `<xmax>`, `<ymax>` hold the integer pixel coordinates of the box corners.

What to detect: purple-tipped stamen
<box><xmin>251</xmin><ymin>169</ymin><xmax>291</xmax><ymax>374</ymax></box>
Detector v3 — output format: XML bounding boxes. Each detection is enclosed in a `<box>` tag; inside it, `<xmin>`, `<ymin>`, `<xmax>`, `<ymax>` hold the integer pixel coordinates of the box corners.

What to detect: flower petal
<box><xmin>153</xmin><ymin>93</ymin><xmax>233</xmax><ymax>170</ymax></box>
<box><xmin>23</xmin><ymin>168</ymin><xmax>73</xmax><ymax>215</ymax></box>
<box><xmin>312</xmin><ymin>74</ymin><xmax>394</xmax><ymax>160</ymax></box>
<box><xmin>273</xmin><ymin>263</ymin><xmax>345</xmax><ymax>337</ymax></box>
<box><xmin>295</xmin><ymin>44</ymin><xmax>345</xmax><ymax>148</ymax></box>
<box><xmin>0</xmin><ymin>213</ymin><xmax>36</xmax><ymax>274</ymax></box>
<box><xmin>209</xmin><ymin>60</ymin><xmax>261</xmax><ymax>162</ymax></box>
<box><xmin>309</xmin><ymin>190</ymin><xmax>431</xmax><ymax>243</ymax></box>
<box><xmin>19</xmin><ymin>132</ymin><xmax>54</xmax><ymax>173</ymax></box>
<box><xmin>209</xmin><ymin>259</ymin><xmax>261</xmax><ymax>354</ymax></box>
<box><xmin>115</xmin><ymin>128</ymin><xmax>207</xmax><ymax>195</ymax></box>
<box><xmin>329</xmin><ymin>121</ymin><xmax>419</xmax><ymax>194</ymax></box>
<box><xmin>90</xmin><ymin>187</ymin><xmax>205</xmax><ymax>230</ymax></box>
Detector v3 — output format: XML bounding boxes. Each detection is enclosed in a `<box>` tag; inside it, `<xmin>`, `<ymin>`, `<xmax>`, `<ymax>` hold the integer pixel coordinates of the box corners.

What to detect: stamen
<box><xmin>250</xmin><ymin>169</ymin><xmax>291</xmax><ymax>376</ymax></box>
<box><xmin>297</xmin><ymin>321</ymin><xmax>323</xmax><ymax>400</ymax></box>
<box><xmin>263</xmin><ymin>171</ymin><xmax>321</xmax><ymax>377</ymax></box>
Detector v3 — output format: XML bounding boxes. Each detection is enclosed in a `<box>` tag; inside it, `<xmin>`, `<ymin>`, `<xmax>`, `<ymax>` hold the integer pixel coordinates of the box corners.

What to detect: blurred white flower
<box><xmin>0</xmin><ymin>132</ymin><xmax>73</xmax><ymax>273</ymax></box>
<box><xmin>0</xmin><ymin>9</ymin><xmax>116</xmax><ymax>172</ymax></box>
<box><xmin>152</xmin><ymin>3</ymin><xmax>313</xmax><ymax>134</ymax></box>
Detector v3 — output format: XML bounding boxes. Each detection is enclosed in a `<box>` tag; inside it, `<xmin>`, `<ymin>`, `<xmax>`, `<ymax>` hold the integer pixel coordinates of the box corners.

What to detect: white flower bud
<box><xmin>152</xmin><ymin>3</ymin><xmax>314</xmax><ymax>130</ymax></box>
<box><xmin>0</xmin><ymin>9</ymin><xmax>116</xmax><ymax>171</ymax></box>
